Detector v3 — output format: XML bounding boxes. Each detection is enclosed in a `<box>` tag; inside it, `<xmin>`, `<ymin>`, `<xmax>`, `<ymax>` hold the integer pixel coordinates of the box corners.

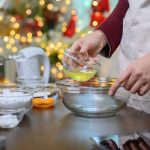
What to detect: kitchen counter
<box><xmin>0</xmin><ymin>100</ymin><xmax>150</xmax><ymax>150</ymax></box>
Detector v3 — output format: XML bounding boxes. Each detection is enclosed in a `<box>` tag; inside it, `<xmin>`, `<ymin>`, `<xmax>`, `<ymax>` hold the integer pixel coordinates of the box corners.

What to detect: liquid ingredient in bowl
<box><xmin>63</xmin><ymin>68</ymin><xmax>96</xmax><ymax>82</ymax></box>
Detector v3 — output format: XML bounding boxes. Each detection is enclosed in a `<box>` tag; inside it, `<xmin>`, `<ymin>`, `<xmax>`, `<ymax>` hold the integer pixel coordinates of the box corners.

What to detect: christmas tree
<box><xmin>0</xmin><ymin>0</ymin><xmax>111</xmax><ymax>82</ymax></box>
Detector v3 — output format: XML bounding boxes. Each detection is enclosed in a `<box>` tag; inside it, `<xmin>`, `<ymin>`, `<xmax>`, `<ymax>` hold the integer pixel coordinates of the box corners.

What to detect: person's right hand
<box><xmin>70</xmin><ymin>30</ymin><xmax>107</xmax><ymax>59</ymax></box>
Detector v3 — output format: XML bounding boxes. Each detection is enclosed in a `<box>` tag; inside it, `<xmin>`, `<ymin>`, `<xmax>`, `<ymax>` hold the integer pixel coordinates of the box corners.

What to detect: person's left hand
<box><xmin>109</xmin><ymin>53</ymin><xmax>150</xmax><ymax>96</ymax></box>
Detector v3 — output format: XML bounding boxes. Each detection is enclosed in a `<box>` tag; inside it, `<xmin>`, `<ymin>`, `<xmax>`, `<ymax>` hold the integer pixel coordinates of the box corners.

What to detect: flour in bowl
<box><xmin>0</xmin><ymin>114</ymin><xmax>19</xmax><ymax>128</ymax></box>
<box><xmin>0</xmin><ymin>89</ymin><xmax>32</xmax><ymax>128</ymax></box>
<box><xmin>0</xmin><ymin>89</ymin><xmax>32</xmax><ymax>110</ymax></box>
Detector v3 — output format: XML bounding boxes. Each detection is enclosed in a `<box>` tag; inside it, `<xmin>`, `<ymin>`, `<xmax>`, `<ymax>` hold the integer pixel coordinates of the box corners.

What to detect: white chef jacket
<box><xmin>119</xmin><ymin>0</ymin><xmax>150</xmax><ymax>114</ymax></box>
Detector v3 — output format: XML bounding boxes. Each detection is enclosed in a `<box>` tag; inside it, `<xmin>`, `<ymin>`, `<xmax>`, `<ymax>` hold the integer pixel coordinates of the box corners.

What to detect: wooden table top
<box><xmin>0</xmin><ymin>101</ymin><xmax>150</xmax><ymax>150</ymax></box>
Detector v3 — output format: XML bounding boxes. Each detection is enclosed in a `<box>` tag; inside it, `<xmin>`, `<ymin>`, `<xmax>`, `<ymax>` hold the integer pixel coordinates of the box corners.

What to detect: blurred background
<box><xmin>0</xmin><ymin>0</ymin><xmax>118</xmax><ymax>83</ymax></box>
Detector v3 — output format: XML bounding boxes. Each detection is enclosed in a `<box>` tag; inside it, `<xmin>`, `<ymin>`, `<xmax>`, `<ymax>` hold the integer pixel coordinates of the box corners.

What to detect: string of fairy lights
<box><xmin>0</xmin><ymin>0</ymin><xmax>99</xmax><ymax>81</ymax></box>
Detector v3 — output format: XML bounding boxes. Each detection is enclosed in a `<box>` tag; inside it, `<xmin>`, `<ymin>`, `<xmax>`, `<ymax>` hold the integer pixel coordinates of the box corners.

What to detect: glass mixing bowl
<box><xmin>0</xmin><ymin>87</ymin><xmax>33</xmax><ymax>128</ymax></box>
<box><xmin>62</xmin><ymin>49</ymin><xmax>100</xmax><ymax>82</ymax></box>
<box><xmin>57</xmin><ymin>78</ymin><xmax>128</xmax><ymax>117</ymax></box>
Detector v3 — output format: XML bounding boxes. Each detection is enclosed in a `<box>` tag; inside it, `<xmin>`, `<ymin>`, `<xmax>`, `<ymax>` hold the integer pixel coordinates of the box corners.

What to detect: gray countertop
<box><xmin>0</xmin><ymin>100</ymin><xmax>150</xmax><ymax>150</ymax></box>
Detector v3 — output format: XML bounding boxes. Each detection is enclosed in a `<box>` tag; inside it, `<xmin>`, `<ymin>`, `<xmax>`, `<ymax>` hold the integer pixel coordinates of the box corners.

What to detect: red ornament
<box><xmin>92</xmin><ymin>0</ymin><xmax>110</xmax><ymax>12</ymax></box>
<box><xmin>63</xmin><ymin>15</ymin><xmax>77</xmax><ymax>37</ymax></box>
<box><xmin>15</xmin><ymin>15</ymin><xmax>24</xmax><ymax>22</ymax></box>
<box><xmin>90</xmin><ymin>11</ymin><xmax>105</xmax><ymax>27</ymax></box>
<box><xmin>20</xmin><ymin>19</ymin><xmax>41</xmax><ymax>36</ymax></box>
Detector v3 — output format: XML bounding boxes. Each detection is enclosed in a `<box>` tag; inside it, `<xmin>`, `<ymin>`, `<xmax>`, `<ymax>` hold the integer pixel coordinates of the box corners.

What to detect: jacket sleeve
<box><xmin>97</xmin><ymin>0</ymin><xmax>129</xmax><ymax>58</ymax></box>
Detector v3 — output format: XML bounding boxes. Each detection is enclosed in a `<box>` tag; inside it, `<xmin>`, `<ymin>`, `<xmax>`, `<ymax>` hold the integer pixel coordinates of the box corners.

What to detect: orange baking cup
<box><xmin>32</xmin><ymin>98</ymin><xmax>55</xmax><ymax>108</ymax></box>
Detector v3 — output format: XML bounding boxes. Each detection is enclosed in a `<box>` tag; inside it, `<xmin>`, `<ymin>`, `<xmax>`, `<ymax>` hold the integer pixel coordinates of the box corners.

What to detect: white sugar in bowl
<box><xmin>0</xmin><ymin>87</ymin><xmax>33</xmax><ymax>128</ymax></box>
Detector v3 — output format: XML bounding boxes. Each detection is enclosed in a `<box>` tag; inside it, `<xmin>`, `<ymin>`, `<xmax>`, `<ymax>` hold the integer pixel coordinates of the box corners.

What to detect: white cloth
<box><xmin>119</xmin><ymin>0</ymin><xmax>150</xmax><ymax>114</ymax></box>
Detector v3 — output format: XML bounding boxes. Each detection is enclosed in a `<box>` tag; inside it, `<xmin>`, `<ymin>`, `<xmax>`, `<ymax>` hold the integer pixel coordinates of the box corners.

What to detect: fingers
<box><xmin>123</xmin><ymin>75</ymin><xmax>137</xmax><ymax>91</ymax></box>
<box><xmin>109</xmin><ymin>63</ymin><xmax>150</xmax><ymax>96</ymax></box>
<box><xmin>88</xmin><ymin>56</ymin><xmax>100</xmax><ymax>65</ymax></box>
<box><xmin>130</xmin><ymin>140</ymin><xmax>140</xmax><ymax>150</ymax></box>
<box><xmin>130</xmin><ymin>80</ymin><xmax>145</xmax><ymax>94</ymax></box>
<box><xmin>100</xmin><ymin>139</ymin><xmax>120</xmax><ymax>150</ymax></box>
<box><xmin>108</xmin><ymin>139</ymin><xmax>120</xmax><ymax>150</ymax></box>
<box><xmin>137</xmin><ymin>137</ymin><xmax>150</xmax><ymax>150</ymax></box>
<box><xmin>88</xmin><ymin>48</ymin><xmax>100</xmax><ymax>57</ymax></box>
<box><xmin>123</xmin><ymin>140</ymin><xmax>140</xmax><ymax>150</ymax></box>
<box><xmin>70</xmin><ymin>39</ymin><xmax>90</xmax><ymax>55</ymax></box>
<box><xmin>98</xmin><ymin>138</ymin><xmax>150</xmax><ymax>150</ymax></box>
<box><xmin>71</xmin><ymin>39</ymin><xmax>89</xmax><ymax>60</ymax></box>
<box><xmin>139</xmin><ymin>84</ymin><xmax>150</xmax><ymax>96</ymax></box>
<box><xmin>79</xmin><ymin>43</ymin><xmax>92</xmax><ymax>60</ymax></box>
<box><xmin>123</xmin><ymin>140</ymin><xmax>132</xmax><ymax>150</ymax></box>
<box><xmin>109</xmin><ymin>68</ymin><xmax>132</xmax><ymax>96</ymax></box>
<box><xmin>122</xmin><ymin>137</ymin><xmax>150</xmax><ymax>150</ymax></box>
<box><xmin>70</xmin><ymin>31</ymin><xmax>104</xmax><ymax>58</ymax></box>
<box><xmin>70</xmin><ymin>39</ymin><xmax>82</xmax><ymax>52</ymax></box>
<box><xmin>79</xmin><ymin>42</ymin><xmax>89</xmax><ymax>54</ymax></box>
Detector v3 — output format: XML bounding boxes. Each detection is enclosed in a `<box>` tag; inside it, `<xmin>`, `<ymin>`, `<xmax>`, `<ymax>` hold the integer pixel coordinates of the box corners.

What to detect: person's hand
<box><xmin>100</xmin><ymin>139</ymin><xmax>120</xmax><ymax>150</ymax></box>
<box><xmin>123</xmin><ymin>137</ymin><xmax>150</xmax><ymax>150</ymax></box>
<box><xmin>109</xmin><ymin>53</ymin><xmax>150</xmax><ymax>96</ymax></box>
<box><xmin>70</xmin><ymin>30</ymin><xmax>107</xmax><ymax>59</ymax></box>
<box><xmin>98</xmin><ymin>137</ymin><xmax>150</xmax><ymax>150</ymax></box>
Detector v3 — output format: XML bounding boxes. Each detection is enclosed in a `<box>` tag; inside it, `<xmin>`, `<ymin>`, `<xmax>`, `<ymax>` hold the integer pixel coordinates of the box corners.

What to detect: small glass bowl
<box><xmin>62</xmin><ymin>49</ymin><xmax>100</xmax><ymax>82</ymax></box>
<box><xmin>25</xmin><ymin>83</ymin><xmax>59</xmax><ymax>108</ymax></box>
<box><xmin>0</xmin><ymin>87</ymin><xmax>33</xmax><ymax>128</ymax></box>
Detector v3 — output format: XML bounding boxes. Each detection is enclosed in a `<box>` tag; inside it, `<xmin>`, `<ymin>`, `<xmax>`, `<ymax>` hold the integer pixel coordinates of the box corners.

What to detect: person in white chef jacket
<box><xmin>71</xmin><ymin>0</ymin><xmax>150</xmax><ymax>115</ymax></box>
<box><xmin>71</xmin><ymin>0</ymin><xmax>150</xmax><ymax>145</ymax></box>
